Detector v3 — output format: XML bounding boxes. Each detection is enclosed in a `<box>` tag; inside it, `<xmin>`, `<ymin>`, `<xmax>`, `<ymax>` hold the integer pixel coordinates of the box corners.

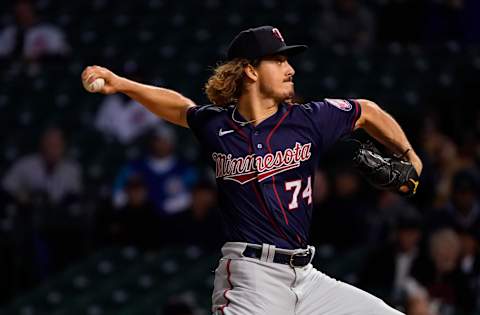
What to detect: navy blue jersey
<box><xmin>187</xmin><ymin>99</ymin><xmax>361</xmax><ymax>249</ymax></box>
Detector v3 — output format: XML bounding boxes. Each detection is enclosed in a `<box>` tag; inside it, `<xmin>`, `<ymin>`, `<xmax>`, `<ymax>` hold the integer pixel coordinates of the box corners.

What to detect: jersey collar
<box><xmin>229</xmin><ymin>102</ymin><xmax>288</xmax><ymax>129</ymax></box>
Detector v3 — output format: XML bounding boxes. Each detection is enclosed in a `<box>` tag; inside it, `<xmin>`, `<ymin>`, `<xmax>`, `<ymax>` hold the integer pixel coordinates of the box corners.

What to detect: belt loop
<box><xmin>267</xmin><ymin>244</ymin><xmax>275</xmax><ymax>263</ymax></box>
<box><xmin>260</xmin><ymin>243</ymin><xmax>275</xmax><ymax>262</ymax></box>
<box><xmin>308</xmin><ymin>245</ymin><xmax>316</xmax><ymax>259</ymax></box>
<box><xmin>260</xmin><ymin>244</ymin><xmax>269</xmax><ymax>262</ymax></box>
<box><xmin>307</xmin><ymin>245</ymin><xmax>315</xmax><ymax>265</ymax></box>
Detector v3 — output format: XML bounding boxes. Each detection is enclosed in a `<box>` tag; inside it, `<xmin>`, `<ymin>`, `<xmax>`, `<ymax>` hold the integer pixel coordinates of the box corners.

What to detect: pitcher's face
<box><xmin>255</xmin><ymin>55</ymin><xmax>296</xmax><ymax>102</ymax></box>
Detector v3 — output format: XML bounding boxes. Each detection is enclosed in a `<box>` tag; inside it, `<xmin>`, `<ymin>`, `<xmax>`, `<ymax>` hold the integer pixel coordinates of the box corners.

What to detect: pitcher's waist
<box><xmin>222</xmin><ymin>242</ymin><xmax>315</xmax><ymax>268</ymax></box>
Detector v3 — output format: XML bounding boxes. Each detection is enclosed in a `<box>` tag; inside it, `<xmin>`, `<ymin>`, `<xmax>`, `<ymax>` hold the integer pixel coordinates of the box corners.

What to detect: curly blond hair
<box><xmin>205</xmin><ymin>58</ymin><xmax>253</xmax><ymax>106</ymax></box>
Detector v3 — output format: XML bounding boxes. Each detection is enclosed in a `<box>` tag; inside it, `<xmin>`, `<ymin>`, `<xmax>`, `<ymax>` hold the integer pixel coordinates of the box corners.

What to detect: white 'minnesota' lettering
<box><xmin>211</xmin><ymin>142</ymin><xmax>312</xmax><ymax>179</ymax></box>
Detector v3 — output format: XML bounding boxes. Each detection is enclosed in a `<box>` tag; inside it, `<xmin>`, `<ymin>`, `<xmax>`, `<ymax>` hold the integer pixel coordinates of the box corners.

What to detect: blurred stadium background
<box><xmin>0</xmin><ymin>0</ymin><xmax>479</xmax><ymax>314</ymax></box>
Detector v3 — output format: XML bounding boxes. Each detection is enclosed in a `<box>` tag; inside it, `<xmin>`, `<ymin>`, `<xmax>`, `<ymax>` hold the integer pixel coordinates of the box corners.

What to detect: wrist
<box><xmin>115</xmin><ymin>76</ymin><xmax>130</xmax><ymax>93</ymax></box>
<box><xmin>110</xmin><ymin>75</ymin><xmax>127</xmax><ymax>93</ymax></box>
<box><xmin>407</xmin><ymin>151</ymin><xmax>422</xmax><ymax>174</ymax></box>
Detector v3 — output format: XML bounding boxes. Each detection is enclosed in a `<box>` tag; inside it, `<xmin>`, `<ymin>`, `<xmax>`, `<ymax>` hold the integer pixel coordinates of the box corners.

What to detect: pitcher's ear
<box><xmin>244</xmin><ymin>64</ymin><xmax>258</xmax><ymax>81</ymax></box>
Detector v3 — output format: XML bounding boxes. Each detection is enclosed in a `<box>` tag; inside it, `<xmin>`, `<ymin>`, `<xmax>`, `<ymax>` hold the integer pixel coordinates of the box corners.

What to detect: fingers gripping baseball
<box><xmin>81</xmin><ymin>65</ymin><xmax>119</xmax><ymax>94</ymax></box>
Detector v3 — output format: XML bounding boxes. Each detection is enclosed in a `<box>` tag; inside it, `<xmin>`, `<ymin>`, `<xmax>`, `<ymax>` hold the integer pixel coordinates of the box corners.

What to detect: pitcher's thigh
<box><xmin>296</xmin><ymin>268</ymin><xmax>404</xmax><ymax>315</ymax></box>
<box><xmin>212</xmin><ymin>258</ymin><xmax>296</xmax><ymax>315</ymax></box>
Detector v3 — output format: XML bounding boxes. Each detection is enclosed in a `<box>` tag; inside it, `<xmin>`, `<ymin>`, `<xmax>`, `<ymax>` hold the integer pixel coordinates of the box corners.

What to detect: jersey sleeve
<box><xmin>307</xmin><ymin>99</ymin><xmax>361</xmax><ymax>149</ymax></box>
<box><xmin>186</xmin><ymin>104</ymin><xmax>224</xmax><ymax>141</ymax></box>
<box><xmin>186</xmin><ymin>105</ymin><xmax>201</xmax><ymax>132</ymax></box>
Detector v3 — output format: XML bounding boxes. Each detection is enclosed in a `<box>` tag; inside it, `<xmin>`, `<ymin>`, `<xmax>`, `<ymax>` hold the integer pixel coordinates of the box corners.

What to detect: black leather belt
<box><xmin>242</xmin><ymin>245</ymin><xmax>313</xmax><ymax>267</ymax></box>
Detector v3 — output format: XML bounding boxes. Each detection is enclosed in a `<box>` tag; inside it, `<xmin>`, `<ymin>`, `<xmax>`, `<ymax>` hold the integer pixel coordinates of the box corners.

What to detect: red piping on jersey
<box><xmin>228</xmin><ymin>120</ymin><xmax>249</xmax><ymax>144</ymax></box>
<box><xmin>296</xmin><ymin>233</ymin><xmax>303</xmax><ymax>245</ymax></box>
<box><xmin>218</xmin><ymin>259</ymin><xmax>233</xmax><ymax>314</ymax></box>
<box><xmin>251</xmin><ymin>182</ymin><xmax>289</xmax><ymax>240</ymax></box>
<box><xmin>351</xmin><ymin>100</ymin><xmax>361</xmax><ymax>131</ymax></box>
<box><xmin>229</xmin><ymin>117</ymin><xmax>289</xmax><ymax>240</ymax></box>
<box><xmin>266</xmin><ymin>105</ymin><xmax>293</xmax><ymax>226</ymax></box>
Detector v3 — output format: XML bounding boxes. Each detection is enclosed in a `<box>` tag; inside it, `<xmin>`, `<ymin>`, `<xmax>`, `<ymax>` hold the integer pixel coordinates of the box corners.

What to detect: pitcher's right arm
<box><xmin>81</xmin><ymin>65</ymin><xmax>195</xmax><ymax>128</ymax></box>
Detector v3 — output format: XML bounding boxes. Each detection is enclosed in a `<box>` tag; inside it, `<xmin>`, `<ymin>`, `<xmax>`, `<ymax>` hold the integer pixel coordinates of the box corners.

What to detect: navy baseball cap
<box><xmin>227</xmin><ymin>26</ymin><xmax>308</xmax><ymax>61</ymax></box>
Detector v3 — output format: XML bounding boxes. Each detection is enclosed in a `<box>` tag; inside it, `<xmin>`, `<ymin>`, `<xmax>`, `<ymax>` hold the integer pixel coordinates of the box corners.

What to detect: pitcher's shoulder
<box><xmin>187</xmin><ymin>104</ymin><xmax>233</xmax><ymax>132</ymax></box>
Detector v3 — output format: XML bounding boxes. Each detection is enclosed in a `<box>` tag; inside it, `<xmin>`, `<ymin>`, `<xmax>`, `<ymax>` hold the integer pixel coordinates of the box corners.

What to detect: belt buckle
<box><xmin>289</xmin><ymin>249</ymin><xmax>311</xmax><ymax>268</ymax></box>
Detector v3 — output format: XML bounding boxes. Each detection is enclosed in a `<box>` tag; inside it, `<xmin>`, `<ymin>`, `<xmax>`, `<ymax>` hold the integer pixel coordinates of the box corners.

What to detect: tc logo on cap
<box><xmin>272</xmin><ymin>28</ymin><xmax>285</xmax><ymax>42</ymax></box>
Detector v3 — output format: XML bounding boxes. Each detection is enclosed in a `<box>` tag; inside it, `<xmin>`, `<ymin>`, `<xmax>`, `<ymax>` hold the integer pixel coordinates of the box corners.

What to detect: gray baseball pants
<box><xmin>212</xmin><ymin>242</ymin><xmax>405</xmax><ymax>315</ymax></box>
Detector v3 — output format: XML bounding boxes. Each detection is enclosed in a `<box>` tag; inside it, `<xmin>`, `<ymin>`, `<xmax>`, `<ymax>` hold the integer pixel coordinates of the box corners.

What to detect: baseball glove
<box><xmin>352</xmin><ymin>141</ymin><xmax>419</xmax><ymax>197</ymax></box>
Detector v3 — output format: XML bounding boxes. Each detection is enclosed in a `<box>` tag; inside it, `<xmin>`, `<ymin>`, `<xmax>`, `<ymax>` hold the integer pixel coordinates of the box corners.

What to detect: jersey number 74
<box><xmin>285</xmin><ymin>176</ymin><xmax>312</xmax><ymax>210</ymax></box>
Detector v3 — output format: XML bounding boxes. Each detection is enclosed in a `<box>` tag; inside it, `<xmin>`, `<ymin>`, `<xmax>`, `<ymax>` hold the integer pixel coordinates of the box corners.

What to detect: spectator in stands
<box><xmin>419</xmin><ymin>121</ymin><xmax>463</xmax><ymax>208</ymax></box>
<box><xmin>95</xmin><ymin>93</ymin><xmax>161</xmax><ymax>144</ymax></box>
<box><xmin>2</xmin><ymin>127</ymin><xmax>82</xmax><ymax>207</ymax></box>
<box><xmin>163</xmin><ymin>181</ymin><xmax>223</xmax><ymax>251</ymax></box>
<box><xmin>94</xmin><ymin>69</ymin><xmax>160</xmax><ymax>144</ymax></box>
<box><xmin>2</xmin><ymin>127</ymin><xmax>85</xmax><ymax>276</ymax></box>
<box><xmin>0</xmin><ymin>0</ymin><xmax>69</xmax><ymax>61</ymax></box>
<box><xmin>313</xmin><ymin>168</ymin><xmax>371</xmax><ymax>250</ymax></box>
<box><xmin>457</xmin><ymin>227</ymin><xmax>480</xmax><ymax>312</ymax></box>
<box><xmin>428</xmin><ymin>169</ymin><xmax>480</xmax><ymax>233</ymax></box>
<box><xmin>369</xmin><ymin>192</ymin><xmax>412</xmax><ymax>243</ymax></box>
<box><xmin>405</xmin><ymin>294</ymin><xmax>436</xmax><ymax>315</ymax></box>
<box><xmin>408</xmin><ymin>228</ymin><xmax>476</xmax><ymax>314</ymax></box>
<box><xmin>311</xmin><ymin>0</ymin><xmax>375</xmax><ymax>50</ymax></box>
<box><xmin>359</xmin><ymin>206</ymin><xmax>423</xmax><ymax>305</ymax></box>
<box><xmin>112</xmin><ymin>125</ymin><xmax>197</xmax><ymax>217</ymax></box>
<box><xmin>96</xmin><ymin>175</ymin><xmax>159</xmax><ymax>249</ymax></box>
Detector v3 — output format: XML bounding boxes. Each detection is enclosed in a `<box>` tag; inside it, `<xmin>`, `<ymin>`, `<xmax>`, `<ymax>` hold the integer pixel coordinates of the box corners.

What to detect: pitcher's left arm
<box><xmin>354</xmin><ymin>99</ymin><xmax>423</xmax><ymax>176</ymax></box>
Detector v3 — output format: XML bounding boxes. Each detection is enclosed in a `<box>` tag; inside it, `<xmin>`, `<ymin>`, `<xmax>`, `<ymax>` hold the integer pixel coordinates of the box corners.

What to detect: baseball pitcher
<box><xmin>82</xmin><ymin>26</ymin><xmax>422</xmax><ymax>315</ymax></box>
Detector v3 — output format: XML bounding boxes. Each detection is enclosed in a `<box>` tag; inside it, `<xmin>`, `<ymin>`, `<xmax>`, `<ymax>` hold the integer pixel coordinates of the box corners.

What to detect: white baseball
<box><xmin>83</xmin><ymin>78</ymin><xmax>105</xmax><ymax>93</ymax></box>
